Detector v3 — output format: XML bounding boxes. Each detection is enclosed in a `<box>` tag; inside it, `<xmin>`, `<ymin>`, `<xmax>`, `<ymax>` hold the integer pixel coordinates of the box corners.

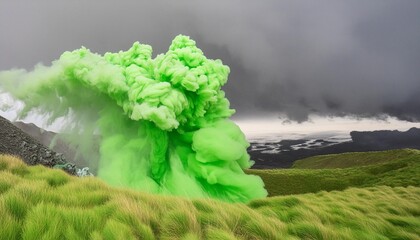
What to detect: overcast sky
<box><xmin>1</xmin><ymin>0</ymin><xmax>420</xmax><ymax>123</ymax></box>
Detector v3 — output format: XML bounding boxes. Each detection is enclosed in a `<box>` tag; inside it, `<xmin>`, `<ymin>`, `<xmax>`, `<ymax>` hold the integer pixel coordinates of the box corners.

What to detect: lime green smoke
<box><xmin>0</xmin><ymin>35</ymin><xmax>267</xmax><ymax>202</ymax></box>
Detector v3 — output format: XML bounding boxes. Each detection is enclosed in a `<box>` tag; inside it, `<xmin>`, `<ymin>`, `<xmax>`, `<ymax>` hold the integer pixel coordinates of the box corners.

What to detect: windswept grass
<box><xmin>247</xmin><ymin>149</ymin><xmax>420</xmax><ymax>196</ymax></box>
<box><xmin>1</xmin><ymin>154</ymin><xmax>420</xmax><ymax>239</ymax></box>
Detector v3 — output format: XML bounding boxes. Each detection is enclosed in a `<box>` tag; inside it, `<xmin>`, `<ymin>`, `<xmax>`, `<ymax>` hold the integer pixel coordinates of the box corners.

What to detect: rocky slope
<box><xmin>12</xmin><ymin>121</ymin><xmax>96</xmax><ymax>172</ymax></box>
<box><xmin>0</xmin><ymin>116</ymin><xmax>76</xmax><ymax>174</ymax></box>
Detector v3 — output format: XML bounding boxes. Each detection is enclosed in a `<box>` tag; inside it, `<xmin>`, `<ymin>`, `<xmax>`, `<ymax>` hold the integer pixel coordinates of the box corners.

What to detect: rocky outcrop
<box><xmin>0</xmin><ymin>116</ymin><xmax>76</xmax><ymax>175</ymax></box>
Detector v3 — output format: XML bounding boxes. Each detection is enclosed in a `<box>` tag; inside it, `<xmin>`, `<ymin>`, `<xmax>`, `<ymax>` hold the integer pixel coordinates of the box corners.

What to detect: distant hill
<box><xmin>247</xmin><ymin>149</ymin><xmax>420</xmax><ymax>196</ymax></box>
<box><xmin>351</xmin><ymin>128</ymin><xmax>420</xmax><ymax>149</ymax></box>
<box><xmin>292</xmin><ymin>149</ymin><xmax>420</xmax><ymax>169</ymax></box>
<box><xmin>250</xmin><ymin>128</ymin><xmax>420</xmax><ymax>169</ymax></box>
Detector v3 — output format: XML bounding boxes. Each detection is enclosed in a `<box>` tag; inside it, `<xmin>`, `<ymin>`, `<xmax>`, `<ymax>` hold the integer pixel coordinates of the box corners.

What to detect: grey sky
<box><xmin>1</xmin><ymin>0</ymin><xmax>420</xmax><ymax>122</ymax></box>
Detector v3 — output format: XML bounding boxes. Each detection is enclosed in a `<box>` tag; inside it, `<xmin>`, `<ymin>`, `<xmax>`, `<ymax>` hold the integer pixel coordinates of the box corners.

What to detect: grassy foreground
<box><xmin>247</xmin><ymin>149</ymin><xmax>420</xmax><ymax>196</ymax></box>
<box><xmin>1</xmin><ymin>154</ymin><xmax>420</xmax><ymax>239</ymax></box>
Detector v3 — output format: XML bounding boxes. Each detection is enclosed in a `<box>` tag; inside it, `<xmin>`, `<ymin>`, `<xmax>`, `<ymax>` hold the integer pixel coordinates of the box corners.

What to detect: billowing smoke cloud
<box><xmin>1</xmin><ymin>1</ymin><xmax>420</xmax><ymax>122</ymax></box>
<box><xmin>0</xmin><ymin>36</ymin><xmax>267</xmax><ymax>202</ymax></box>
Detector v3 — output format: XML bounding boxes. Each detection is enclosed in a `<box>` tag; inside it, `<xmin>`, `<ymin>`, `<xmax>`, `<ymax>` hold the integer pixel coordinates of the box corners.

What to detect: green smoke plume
<box><xmin>0</xmin><ymin>35</ymin><xmax>267</xmax><ymax>202</ymax></box>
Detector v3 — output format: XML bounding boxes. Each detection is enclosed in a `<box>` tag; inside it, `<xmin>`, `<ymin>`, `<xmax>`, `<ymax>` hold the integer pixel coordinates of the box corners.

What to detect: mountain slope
<box><xmin>12</xmin><ymin>121</ymin><xmax>99</xmax><ymax>173</ymax></box>
<box><xmin>0</xmin><ymin>116</ymin><xmax>68</xmax><ymax>169</ymax></box>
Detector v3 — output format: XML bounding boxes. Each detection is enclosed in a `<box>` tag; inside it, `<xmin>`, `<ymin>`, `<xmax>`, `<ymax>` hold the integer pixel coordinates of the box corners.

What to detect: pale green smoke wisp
<box><xmin>0</xmin><ymin>35</ymin><xmax>267</xmax><ymax>202</ymax></box>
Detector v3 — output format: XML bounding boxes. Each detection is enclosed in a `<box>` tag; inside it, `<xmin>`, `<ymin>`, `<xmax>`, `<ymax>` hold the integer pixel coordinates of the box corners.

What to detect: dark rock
<box><xmin>12</xmin><ymin>120</ymin><xmax>100</xmax><ymax>173</ymax></box>
<box><xmin>0</xmin><ymin>115</ymin><xmax>77</xmax><ymax>175</ymax></box>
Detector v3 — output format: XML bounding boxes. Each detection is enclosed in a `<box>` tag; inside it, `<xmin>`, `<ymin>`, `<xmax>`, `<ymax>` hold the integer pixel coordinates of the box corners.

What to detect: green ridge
<box><xmin>247</xmin><ymin>149</ymin><xmax>420</xmax><ymax>196</ymax></box>
<box><xmin>293</xmin><ymin>149</ymin><xmax>420</xmax><ymax>169</ymax></box>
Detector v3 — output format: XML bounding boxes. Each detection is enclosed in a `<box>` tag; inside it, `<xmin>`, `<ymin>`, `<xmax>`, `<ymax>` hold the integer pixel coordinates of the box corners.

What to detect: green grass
<box><xmin>247</xmin><ymin>149</ymin><xmax>420</xmax><ymax>196</ymax></box>
<box><xmin>1</xmin><ymin>154</ymin><xmax>420</xmax><ymax>239</ymax></box>
<box><xmin>292</xmin><ymin>149</ymin><xmax>419</xmax><ymax>169</ymax></box>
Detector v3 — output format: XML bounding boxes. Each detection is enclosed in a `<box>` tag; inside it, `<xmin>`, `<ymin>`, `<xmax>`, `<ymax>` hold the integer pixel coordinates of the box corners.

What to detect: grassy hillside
<box><xmin>1</xmin><ymin>154</ymin><xmax>420</xmax><ymax>239</ymax></box>
<box><xmin>247</xmin><ymin>149</ymin><xmax>420</xmax><ymax>196</ymax></box>
<box><xmin>292</xmin><ymin>149</ymin><xmax>419</xmax><ymax>169</ymax></box>
<box><xmin>0</xmin><ymin>156</ymin><xmax>420</xmax><ymax>239</ymax></box>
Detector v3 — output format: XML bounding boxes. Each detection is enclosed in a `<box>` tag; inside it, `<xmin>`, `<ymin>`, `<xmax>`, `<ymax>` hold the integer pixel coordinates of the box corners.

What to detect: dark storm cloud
<box><xmin>1</xmin><ymin>0</ymin><xmax>419</xmax><ymax>121</ymax></box>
